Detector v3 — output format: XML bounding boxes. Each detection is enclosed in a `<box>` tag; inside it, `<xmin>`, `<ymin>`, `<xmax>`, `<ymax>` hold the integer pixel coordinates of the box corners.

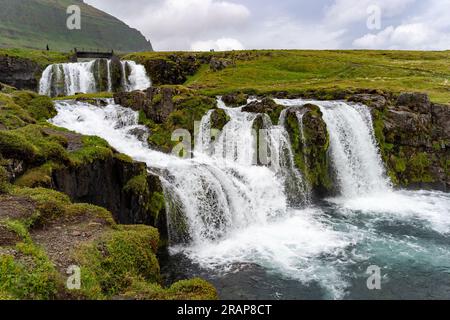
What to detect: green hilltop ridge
<box><xmin>0</xmin><ymin>0</ymin><xmax>153</xmax><ymax>52</ymax></box>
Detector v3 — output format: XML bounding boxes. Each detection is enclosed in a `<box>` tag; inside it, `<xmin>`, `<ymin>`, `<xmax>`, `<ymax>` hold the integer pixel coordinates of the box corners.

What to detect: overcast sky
<box><xmin>84</xmin><ymin>0</ymin><xmax>450</xmax><ymax>51</ymax></box>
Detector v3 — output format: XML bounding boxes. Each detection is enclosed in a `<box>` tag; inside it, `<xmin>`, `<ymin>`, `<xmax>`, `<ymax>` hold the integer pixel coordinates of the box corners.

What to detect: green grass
<box><xmin>128</xmin><ymin>50</ymin><xmax>450</xmax><ymax>105</ymax></box>
<box><xmin>0</xmin><ymin>48</ymin><xmax>69</xmax><ymax>67</ymax></box>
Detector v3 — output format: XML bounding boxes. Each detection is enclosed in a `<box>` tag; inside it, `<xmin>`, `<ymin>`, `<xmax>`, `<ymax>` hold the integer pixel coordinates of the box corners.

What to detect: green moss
<box><xmin>1</xmin><ymin>219</ymin><xmax>32</xmax><ymax>243</ymax></box>
<box><xmin>124</xmin><ymin>173</ymin><xmax>148</xmax><ymax>195</ymax></box>
<box><xmin>0</xmin><ymin>130</ymin><xmax>38</xmax><ymax>161</ymax></box>
<box><xmin>210</xmin><ymin>109</ymin><xmax>231</xmax><ymax>131</ymax></box>
<box><xmin>74</xmin><ymin>225</ymin><xmax>160</xmax><ymax>298</ymax></box>
<box><xmin>53</xmin><ymin>92</ymin><xmax>114</xmax><ymax>101</ymax></box>
<box><xmin>407</xmin><ymin>152</ymin><xmax>434</xmax><ymax>183</ymax></box>
<box><xmin>65</xmin><ymin>203</ymin><xmax>116</xmax><ymax>227</ymax></box>
<box><xmin>124</xmin><ymin>173</ymin><xmax>166</xmax><ymax>221</ymax></box>
<box><xmin>114</xmin><ymin>153</ymin><xmax>133</xmax><ymax>164</ymax></box>
<box><xmin>392</xmin><ymin>155</ymin><xmax>407</xmax><ymax>173</ymax></box>
<box><xmin>11</xmin><ymin>91</ymin><xmax>39</xmax><ymax>109</ymax></box>
<box><xmin>122</xmin><ymin>277</ymin><xmax>218</xmax><ymax>300</ymax></box>
<box><xmin>151</xmin><ymin>93</ymin><xmax>163</xmax><ymax>105</ymax></box>
<box><xmin>0</xmin><ymin>93</ymin><xmax>35</xmax><ymax>129</ymax></box>
<box><xmin>166</xmin><ymin>278</ymin><xmax>218</xmax><ymax>300</ymax></box>
<box><xmin>68</xmin><ymin>136</ymin><xmax>113</xmax><ymax>166</ymax></box>
<box><xmin>0</xmin><ymin>165</ymin><xmax>10</xmax><ymax>194</ymax></box>
<box><xmin>285</xmin><ymin>106</ymin><xmax>333</xmax><ymax>195</ymax></box>
<box><xmin>27</xmin><ymin>96</ymin><xmax>56</xmax><ymax>120</ymax></box>
<box><xmin>149</xmin><ymin>192</ymin><xmax>166</xmax><ymax>221</ymax></box>
<box><xmin>12</xmin><ymin>187</ymin><xmax>70</xmax><ymax>226</ymax></box>
<box><xmin>0</xmin><ymin>243</ymin><xmax>60</xmax><ymax>300</ymax></box>
<box><xmin>15</xmin><ymin>163</ymin><xmax>56</xmax><ymax>188</ymax></box>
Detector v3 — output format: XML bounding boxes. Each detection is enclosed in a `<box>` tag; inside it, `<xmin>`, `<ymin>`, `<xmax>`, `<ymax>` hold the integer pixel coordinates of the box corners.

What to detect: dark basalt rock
<box><xmin>397</xmin><ymin>92</ymin><xmax>431</xmax><ymax>114</ymax></box>
<box><xmin>114</xmin><ymin>87</ymin><xmax>179</xmax><ymax>124</ymax></box>
<box><xmin>352</xmin><ymin>91</ymin><xmax>449</xmax><ymax>191</ymax></box>
<box><xmin>284</xmin><ymin>104</ymin><xmax>333</xmax><ymax>197</ymax></box>
<box><xmin>384</xmin><ymin>109</ymin><xmax>433</xmax><ymax>148</ymax></box>
<box><xmin>222</xmin><ymin>92</ymin><xmax>249</xmax><ymax>107</ymax></box>
<box><xmin>109</xmin><ymin>56</ymin><xmax>124</xmax><ymax>93</ymax></box>
<box><xmin>51</xmin><ymin>157</ymin><xmax>166</xmax><ymax>233</ymax></box>
<box><xmin>127</xmin><ymin>127</ymin><xmax>149</xmax><ymax>142</ymax></box>
<box><xmin>138</xmin><ymin>54</ymin><xmax>205</xmax><ymax>86</ymax></box>
<box><xmin>242</xmin><ymin>98</ymin><xmax>278</xmax><ymax>114</ymax></box>
<box><xmin>0</xmin><ymin>56</ymin><xmax>40</xmax><ymax>91</ymax></box>
<box><xmin>242</xmin><ymin>98</ymin><xmax>285</xmax><ymax>124</ymax></box>
<box><xmin>210</xmin><ymin>58</ymin><xmax>235</xmax><ymax>72</ymax></box>
<box><xmin>210</xmin><ymin>109</ymin><xmax>231</xmax><ymax>131</ymax></box>
<box><xmin>348</xmin><ymin>93</ymin><xmax>389</xmax><ymax>111</ymax></box>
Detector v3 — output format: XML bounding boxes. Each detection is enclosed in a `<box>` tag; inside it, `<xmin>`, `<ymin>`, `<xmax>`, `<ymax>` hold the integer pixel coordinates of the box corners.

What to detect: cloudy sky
<box><xmin>84</xmin><ymin>0</ymin><xmax>450</xmax><ymax>51</ymax></box>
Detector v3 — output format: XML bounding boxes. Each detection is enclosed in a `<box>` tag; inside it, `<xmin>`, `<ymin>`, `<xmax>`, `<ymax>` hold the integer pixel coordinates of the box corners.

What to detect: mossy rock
<box><xmin>74</xmin><ymin>225</ymin><xmax>161</xmax><ymax>298</ymax></box>
<box><xmin>121</xmin><ymin>278</ymin><xmax>218</xmax><ymax>300</ymax></box>
<box><xmin>222</xmin><ymin>92</ymin><xmax>249</xmax><ymax>107</ymax></box>
<box><xmin>139</xmin><ymin>89</ymin><xmax>218</xmax><ymax>153</ymax></box>
<box><xmin>27</xmin><ymin>96</ymin><xmax>56</xmax><ymax>120</ymax></box>
<box><xmin>0</xmin><ymin>245</ymin><xmax>60</xmax><ymax>300</ymax></box>
<box><xmin>124</xmin><ymin>171</ymin><xmax>166</xmax><ymax>222</ymax></box>
<box><xmin>210</xmin><ymin>109</ymin><xmax>231</xmax><ymax>131</ymax></box>
<box><xmin>242</xmin><ymin>98</ymin><xmax>284</xmax><ymax>124</ymax></box>
<box><xmin>0</xmin><ymin>93</ymin><xmax>36</xmax><ymax>130</ymax></box>
<box><xmin>0</xmin><ymin>165</ymin><xmax>10</xmax><ymax>194</ymax></box>
<box><xmin>284</xmin><ymin>104</ymin><xmax>333</xmax><ymax>196</ymax></box>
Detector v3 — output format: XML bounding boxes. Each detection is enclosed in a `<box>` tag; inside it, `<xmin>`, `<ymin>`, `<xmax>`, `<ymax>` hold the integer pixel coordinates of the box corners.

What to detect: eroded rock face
<box><xmin>384</xmin><ymin>110</ymin><xmax>432</xmax><ymax>148</ymax></box>
<box><xmin>397</xmin><ymin>92</ymin><xmax>431</xmax><ymax>114</ymax></box>
<box><xmin>349</xmin><ymin>92</ymin><xmax>449</xmax><ymax>191</ymax></box>
<box><xmin>114</xmin><ymin>87</ymin><xmax>179</xmax><ymax>124</ymax></box>
<box><xmin>110</xmin><ymin>56</ymin><xmax>124</xmax><ymax>93</ymax></box>
<box><xmin>138</xmin><ymin>54</ymin><xmax>204</xmax><ymax>86</ymax></box>
<box><xmin>0</xmin><ymin>56</ymin><xmax>40</xmax><ymax>91</ymax></box>
<box><xmin>348</xmin><ymin>93</ymin><xmax>388</xmax><ymax>111</ymax></box>
<box><xmin>51</xmin><ymin>157</ymin><xmax>166</xmax><ymax>231</ymax></box>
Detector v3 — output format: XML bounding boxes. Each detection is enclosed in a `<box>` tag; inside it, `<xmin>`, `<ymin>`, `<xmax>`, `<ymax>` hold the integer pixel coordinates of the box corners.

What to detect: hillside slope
<box><xmin>0</xmin><ymin>0</ymin><xmax>153</xmax><ymax>52</ymax></box>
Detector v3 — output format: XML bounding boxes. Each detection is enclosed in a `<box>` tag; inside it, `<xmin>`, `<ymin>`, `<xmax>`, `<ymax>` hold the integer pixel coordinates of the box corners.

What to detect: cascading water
<box><xmin>39</xmin><ymin>59</ymin><xmax>150</xmax><ymax>97</ymax></box>
<box><xmin>50</xmin><ymin>97</ymin><xmax>450</xmax><ymax>299</ymax></box>
<box><xmin>276</xmin><ymin>99</ymin><xmax>391</xmax><ymax>197</ymax></box>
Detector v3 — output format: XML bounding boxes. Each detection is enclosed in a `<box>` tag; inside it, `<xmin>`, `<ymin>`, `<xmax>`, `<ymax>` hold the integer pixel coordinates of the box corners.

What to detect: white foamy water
<box><xmin>51</xmin><ymin>98</ymin><xmax>450</xmax><ymax>299</ymax></box>
<box><xmin>39</xmin><ymin>60</ymin><xmax>150</xmax><ymax>96</ymax></box>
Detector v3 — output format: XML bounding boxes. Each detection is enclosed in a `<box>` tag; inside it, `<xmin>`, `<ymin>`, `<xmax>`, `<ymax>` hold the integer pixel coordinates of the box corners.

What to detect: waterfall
<box><xmin>49</xmin><ymin>98</ymin><xmax>450</xmax><ymax>300</ymax></box>
<box><xmin>318</xmin><ymin>101</ymin><xmax>391</xmax><ymax>197</ymax></box>
<box><xmin>39</xmin><ymin>59</ymin><xmax>150</xmax><ymax>97</ymax></box>
<box><xmin>276</xmin><ymin>99</ymin><xmax>391</xmax><ymax>197</ymax></box>
<box><xmin>195</xmin><ymin>100</ymin><xmax>310</xmax><ymax>206</ymax></box>
<box><xmin>51</xmin><ymin>99</ymin><xmax>288</xmax><ymax>244</ymax></box>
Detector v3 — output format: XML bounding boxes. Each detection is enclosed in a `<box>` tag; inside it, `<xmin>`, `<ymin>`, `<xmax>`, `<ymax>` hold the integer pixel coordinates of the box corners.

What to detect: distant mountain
<box><xmin>0</xmin><ymin>0</ymin><xmax>153</xmax><ymax>52</ymax></box>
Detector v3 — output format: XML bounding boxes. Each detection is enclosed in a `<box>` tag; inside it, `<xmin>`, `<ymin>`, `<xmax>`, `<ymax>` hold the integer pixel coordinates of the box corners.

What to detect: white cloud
<box><xmin>191</xmin><ymin>38</ymin><xmax>245</xmax><ymax>51</ymax></box>
<box><xmin>352</xmin><ymin>0</ymin><xmax>450</xmax><ymax>50</ymax></box>
<box><xmin>353</xmin><ymin>23</ymin><xmax>450</xmax><ymax>50</ymax></box>
<box><xmin>132</xmin><ymin>0</ymin><xmax>250</xmax><ymax>50</ymax></box>
<box><xmin>85</xmin><ymin>0</ymin><xmax>450</xmax><ymax>51</ymax></box>
<box><xmin>324</xmin><ymin>0</ymin><xmax>416</xmax><ymax>27</ymax></box>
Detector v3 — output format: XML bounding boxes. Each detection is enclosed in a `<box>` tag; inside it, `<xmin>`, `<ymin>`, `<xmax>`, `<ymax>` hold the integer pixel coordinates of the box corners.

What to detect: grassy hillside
<box><xmin>0</xmin><ymin>0</ymin><xmax>153</xmax><ymax>52</ymax></box>
<box><xmin>0</xmin><ymin>48</ymin><xmax>69</xmax><ymax>67</ymax></box>
<box><xmin>126</xmin><ymin>50</ymin><xmax>450</xmax><ymax>104</ymax></box>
